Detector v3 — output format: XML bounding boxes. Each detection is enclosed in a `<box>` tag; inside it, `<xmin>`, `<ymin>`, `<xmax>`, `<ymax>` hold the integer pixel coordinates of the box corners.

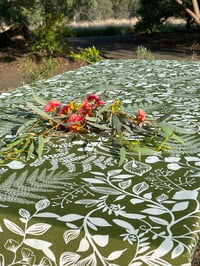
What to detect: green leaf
<box><xmin>160</xmin><ymin>126</ymin><xmax>184</xmax><ymax>144</ymax></box>
<box><xmin>156</xmin><ymin>111</ymin><xmax>174</xmax><ymax>122</ymax></box>
<box><xmin>20</xmin><ymin>136</ymin><xmax>31</xmax><ymax>152</ymax></box>
<box><xmin>118</xmin><ymin>147</ymin><xmax>126</xmax><ymax>167</ymax></box>
<box><xmin>27</xmin><ymin>102</ymin><xmax>56</xmax><ymax>122</ymax></box>
<box><xmin>16</xmin><ymin>119</ymin><xmax>37</xmax><ymax>135</ymax></box>
<box><xmin>87</xmin><ymin>121</ymin><xmax>111</xmax><ymax>130</ymax></box>
<box><xmin>18</xmin><ymin>133</ymin><xmax>34</xmax><ymax>139</ymax></box>
<box><xmin>119</xmin><ymin>131</ymin><xmax>124</xmax><ymax>143</ymax></box>
<box><xmin>170</xmin><ymin>133</ymin><xmax>184</xmax><ymax>144</ymax></box>
<box><xmin>12</xmin><ymin>149</ymin><xmax>23</xmax><ymax>155</ymax></box>
<box><xmin>160</xmin><ymin>126</ymin><xmax>173</xmax><ymax>136</ymax></box>
<box><xmin>112</xmin><ymin>114</ymin><xmax>121</xmax><ymax>134</ymax></box>
<box><xmin>32</xmin><ymin>89</ymin><xmax>48</xmax><ymax>106</ymax></box>
<box><xmin>85</xmin><ymin>116</ymin><xmax>98</xmax><ymax>122</ymax></box>
<box><xmin>36</xmin><ymin>135</ymin><xmax>44</xmax><ymax>159</ymax></box>
<box><xmin>136</xmin><ymin>144</ymin><xmax>141</xmax><ymax>161</ymax></box>
<box><xmin>122</xmin><ymin>124</ymin><xmax>134</xmax><ymax>135</ymax></box>
<box><xmin>7</xmin><ymin>138</ymin><xmax>22</xmax><ymax>147</ymax></box>
<box><xmin>0</xmin><ymin>145</ymin><xmax>13</xmax><ymax>153</ymax></box>
<box><xmin>139</xmin><ymin>147</ymin><xmax>158</xmax><ymax>155</ymax></box>
<box><xmin>96</xmin><ymin>103</ymin><xmax>112</xmax><ymax>115</ymax></box>
<box><xmin>27</xmin><ymin>141</ymin><xmax>34</xmax><ymax>160</ymax></box>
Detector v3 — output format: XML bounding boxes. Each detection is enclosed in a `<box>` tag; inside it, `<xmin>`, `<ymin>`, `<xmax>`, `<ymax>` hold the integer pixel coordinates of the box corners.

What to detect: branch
<box><xmin>175</xmin><ymin>0</ymin><xmax>183</xmax><ymax>4</ymax></box>
<box><xmin>192</xmin><ymin>0</ymin><xmax>200</xmax><ymax>18</ymax></box>
<box><xmin>175</xmin><ymin>0</ymin><xmax>200</xmax><ymax>26</ymax></box>
<box><xmin>186</xmin><ymin>8</ymin><xmax>200</xmax><ymax>25</ymax></box>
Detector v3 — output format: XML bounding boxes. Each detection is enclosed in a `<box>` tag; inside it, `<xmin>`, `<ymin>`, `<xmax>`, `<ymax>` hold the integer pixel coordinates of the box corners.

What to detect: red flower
<box><xmin>80</xmin><ymin>99</ymin><xmax>93</xmax><ymax>116</ymax></box>
<box><xmin>86</xmin><ymin>94</ymin><xmax>104</xmax><ymax>106</ymax></box>
<box><xmin>137</xmin><ymin>109</ymin><xmax>146</xmax><ymax>122</ymax></box>
<box><xmin>44</xmin><ymin>100</ymin><xmax>61</xmax><ymax>113</ymax></box>
<box><xmin>58</xmin><ymin>105</ymin><xmax>70</xmax><ymax>116</ymax></box>
<box><xmin>67</xmin><ymin>114</ymin><xmax>85</xmax><ymax>132</ymax></box>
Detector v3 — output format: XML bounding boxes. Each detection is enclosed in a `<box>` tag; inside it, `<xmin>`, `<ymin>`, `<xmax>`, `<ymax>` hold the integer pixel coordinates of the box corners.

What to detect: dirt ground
<box><xmin>0</xmin><ymin>31</ymin><xmax>200</xmax><ymax>92</ymax></box>
<box><xmin>0</xmin><ymin>50</ymin><xmax>87</xmax><ymax>92</ymax></box>
<box><xmin>0</xmin><ymin>31</ymin><xmax>200</xmax><ymax>265</ymax></box>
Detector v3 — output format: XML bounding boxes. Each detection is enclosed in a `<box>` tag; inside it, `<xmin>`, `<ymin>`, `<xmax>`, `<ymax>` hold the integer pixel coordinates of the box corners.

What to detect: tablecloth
<box><xmin>0</xmin><ymin>59</ymin><xmax>200</xmax><ymax>266</ymax></box>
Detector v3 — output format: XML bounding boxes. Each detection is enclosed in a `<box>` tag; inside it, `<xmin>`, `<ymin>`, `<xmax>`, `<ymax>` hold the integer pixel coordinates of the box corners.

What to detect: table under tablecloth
<box><xmin>0</xmin><ymin>59</ymin><xmax>200</xmax><ymax>266</ymax></box>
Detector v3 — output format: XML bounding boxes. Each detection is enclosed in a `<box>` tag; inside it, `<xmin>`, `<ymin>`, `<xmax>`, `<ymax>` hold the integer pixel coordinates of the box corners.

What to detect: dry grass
<box><xmin>70</xmin><ymin>17</ymin><xmax>186</xmax><ymax>29</ymax></box>
<box><xmin>69</xmin><ymin>18</ymin><xmax>139</xmax><ymax>36</ymax></box>
<box><xmin>69</xmin><ymin>17</ymin><xmax>187</xmax><ymax>36</ymax></box>
<box><xmin>165</xmin><ymin>17</ymin><xmax>186</xmax><ymax>25</ymax></box>
<box><xmin>70</xmin><ymin>18</ymin><xmax>139</xmax><ymax>29</ymax></box>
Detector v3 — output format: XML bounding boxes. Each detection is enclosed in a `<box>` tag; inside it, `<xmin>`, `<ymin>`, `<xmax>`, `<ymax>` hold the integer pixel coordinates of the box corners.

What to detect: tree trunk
<box><xmin>175</xmin><ymin>0</ymin><xmax>200</xmax><ymax>26</ymax></box>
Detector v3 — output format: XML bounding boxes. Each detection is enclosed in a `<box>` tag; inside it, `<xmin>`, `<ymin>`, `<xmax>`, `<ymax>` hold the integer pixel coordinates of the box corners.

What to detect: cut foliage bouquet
<box><xmin>0</xmin><ymin>92</ymin><xmax>183</xmax><ymax>165</ymax></box>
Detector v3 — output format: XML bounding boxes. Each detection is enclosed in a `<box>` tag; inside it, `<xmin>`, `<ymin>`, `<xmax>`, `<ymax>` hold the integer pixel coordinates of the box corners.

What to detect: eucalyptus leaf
<box><xmin>112</xmin><ymin>114</ymin><xmax>121</xmax><ymax>134</ymax></box>
<box><xmin>156</xmin><ymin>111</ymin><xmax>174</xmax><ymax>122</ymax></box>
<box><xmin>123</xmin><ymin>124</ymin><xmax>134</xmax><ymax>135</ymax></box>
<box><xmin>118</xmin><ymin>147</ymin><xmax>126</xmax><ymax>167</ymax></box>
<box><xmin>7</xmin><ymin>138</ymin><xmax>22</xmax><ymax>147</ymax></box>
<box><xmin>32</xmin><ymin>89</ymin><xmax>48</xmax><ymax>106</ymax></box>
<box><xmin>87</xmin><ymin>121</ymin><xmax>111</xmax><ymax>130</ymax></box>
<box><xmin>27</xmin><ymin>102</ymin><xmax>56</xmax><ymax>122</ymax></box>
<box><xmin>96</xmin><ymin>103</ymin><xmax>112</xmax><ymax>115</ymax></box>
<box><xmin>139</xmin><ymin>147</ymin><xmax>158</xmax><ymax>155</ymax></box>
<box><xmin>0</xmin><ymin>146</ymin><xmax>13</xmax><ymax>153</ymax></box>
<box><xmin>36</xmin><ymin>135</ymin><xmax>45</xmax><ymax>159</ymax></box>
<box><xmin>160</xmin><ymin>126</ymin><xmax>184</xmax><ymax>144</ymax></box>
<box><xmin>16</xmin><ymin>120</ymin><xmax>37</xmax><ymax>135</ymax></box>
<box><xmin>27</xmin><ymin>141</ymin><xmax>35</xmax><ymax>160</ymax></box>
<box><xmin>85</xmin><ymin>116</ymin><xmax>98</xmax><ymax>122</ymax></box>
<box><xmin>12</xmin><ymin>149</ymin><xmax>23</xmax><ymax>155</ymax></box>
<box><xmin>159</xmin><ymin>122</ymin><xmax>188</xmax><ymax>133</ymax></box>
<box><xmin>170</xmin><ymin>133</ymin><xmax>184</xmax><ymax>144</ymax></box>
<box><xmin>21</xmin><ymin>136</ymin><xmax>31</xmax><ymax>152</ymax></box>
<box><xmin>18</xmin><ymin>133</ymin><xmax>34</xmax><ymax>138</ymax></box>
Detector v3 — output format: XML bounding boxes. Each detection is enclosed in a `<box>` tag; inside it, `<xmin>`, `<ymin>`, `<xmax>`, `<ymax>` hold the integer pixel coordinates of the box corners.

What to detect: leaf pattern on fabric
<box><xmin>0</xmin><ymin>59</ymin><xmax>200</xmax><ymax>265</ymax></box>
<box><xmin>124</xmin><ymin>160</ymin><xmax>152</xmax><ymax>176</ymax></box>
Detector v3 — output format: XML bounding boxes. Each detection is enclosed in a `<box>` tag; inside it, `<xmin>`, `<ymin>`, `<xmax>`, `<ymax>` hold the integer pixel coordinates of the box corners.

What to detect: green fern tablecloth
<box><xmin>0</xmin><ymin>59</ymin><xmax>200</xmax><ymax>266</ymax></box>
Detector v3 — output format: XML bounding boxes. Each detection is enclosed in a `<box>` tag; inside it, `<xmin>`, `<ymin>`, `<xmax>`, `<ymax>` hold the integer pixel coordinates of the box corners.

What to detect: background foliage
<box><xmin>0</xmin><ymin>0</ymin><xmax>198</xmax><ymax>53</ymax></box>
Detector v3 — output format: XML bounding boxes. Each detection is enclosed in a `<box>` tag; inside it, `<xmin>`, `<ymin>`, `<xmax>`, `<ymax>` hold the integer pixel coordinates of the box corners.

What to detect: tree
<box><xmin>112</xmin><ymin>0</ymin><xmax>131</xmax><ymax>18</ymax></box>
<box><xmin>0</xmin><ymin>0</ymin><xmax>33</xmax><ymax>34</ymax></box>
<box><xmin>87</xmin><ymin>0</ymin><xmax>113</xmax><ymax>20</ymax></box>
<box><xmin>175</xmin><ymin>0</ymin><xmax>200</xmax><ymax>27</ymax></box>
<box><xmin>135</xmin><ymin>0</ymin><xmax>180</xmax><ymax>32</ymax></box>
<box><xmin>129</xmin><ymin>0</ymin><xmax>140</xmax><ymax>17</ymax></box>
<box><xmin>66</xmin><ymin>0</ymin><xmax>98</xmax><ymax>21</ymax></box>
<box><xmin>0</xmin><ymin>0</ymin><xmax>98</xmax><ymax>52</ymax></box>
